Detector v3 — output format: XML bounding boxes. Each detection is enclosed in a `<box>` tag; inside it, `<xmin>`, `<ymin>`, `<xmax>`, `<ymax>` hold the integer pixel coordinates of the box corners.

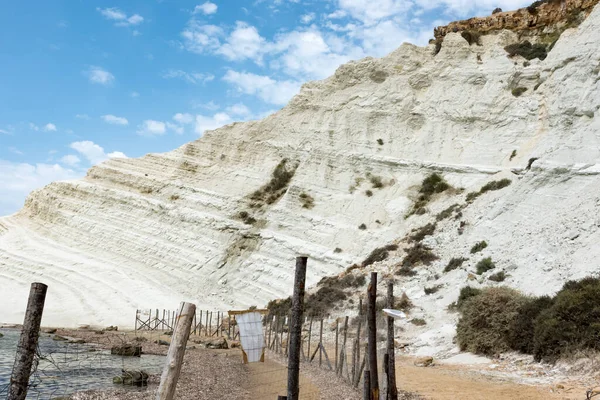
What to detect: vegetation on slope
<box><xmin>456</xmin><ymin>277</ymin><xmax>600</xmax><ymax>361</ymax></box>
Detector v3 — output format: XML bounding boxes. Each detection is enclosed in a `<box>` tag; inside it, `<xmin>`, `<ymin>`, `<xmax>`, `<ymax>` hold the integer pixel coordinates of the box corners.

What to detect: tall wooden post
<box><xmin>287</xmin><ymin>256</ymin><xmax>307</xmax><ymax>400</ymax></box>
<box><xmin>8</xmin><ymin>283</ymin><xmax>48</xmax><ymax>400</ymax></box>
<box><xmin>363</xmin><ymin>350</ymin><xmax>371</xmax><ymax>400</ymax></box>
<box><xmin>367</xmin><ymin>272</ymin><xmax>379</xmax><ymax>400</ymax></box>
<box><xmin>335</xmin><ymin>319</ymin><xmax>339</xmax><ymax>371</ymax></box>
<box><xmin>156</xmin><ymin>302</ymin><xmax>196</xmax><ymax>400</ymax></box>
<box><xmin>387</xmin><ymin>282</ymin><xmax>398</xmax><ymax>400</ymax></box>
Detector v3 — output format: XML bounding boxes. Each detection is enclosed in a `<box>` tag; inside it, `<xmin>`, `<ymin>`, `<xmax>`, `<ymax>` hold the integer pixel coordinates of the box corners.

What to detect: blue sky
<box><xmin>0</xmin><ymin>0</ymin><xmax>532</xmax><ymax>216</ymax></box>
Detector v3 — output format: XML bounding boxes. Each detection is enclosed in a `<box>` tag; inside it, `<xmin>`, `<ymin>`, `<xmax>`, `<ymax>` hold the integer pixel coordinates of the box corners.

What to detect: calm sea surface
<box><xmin>0</xmin><ymin>329</ymin><xmax>164</xmax><ymax>399</ymax></box>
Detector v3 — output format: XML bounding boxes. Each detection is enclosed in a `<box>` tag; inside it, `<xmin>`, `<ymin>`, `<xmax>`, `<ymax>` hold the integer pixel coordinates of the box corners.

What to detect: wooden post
<box><xmin>387</xmin><ymin>282</ymin><xmax>398</xmax><ymax>400</ymax></box>
<box><xmin>307</xmin><ymin>317</ymin><xmax>313</xmax><ymax>361</ymax></box>
<box><xmin>319</xmin><ymin>318</ymin><xmax>323</xmax><ymax>367</ymax></box>
<box><xmin>363</xmin><ymin>351</ymin><xmax>371</xmax><ymax>400</ymax></box>
<box><xmin>339</xmin><ymin>315</ymin><xmax>348</xmax><ymax>376</ymax></box>
<box><xmin>268</xmin><ymin>314</ymin><xmax>274</xmax><ymax>349</ymax></box>
<box><xmin>135</xmin><ymin>309</ymin><xmax>139</xmax><ymax>331</ymax></box>
<box><xmin>156</xmin><ymin>302</ymin><xmax>196</xmax><ymax>400</ymax></box>
<box><xmin>335</xmin><ymin>319</ymin><xmax>339</xmax><ymax>371</ymax></box>
<box><xmin>228</xmin><ymin>314</ymin><xmax>231</xmax><ymax>338</ymax></box>
<box><xmin>8</xmin><ymin>282</ymin><xmax>48</xmax><ymax>400</ymax></box>
<box><xmin>287</xmin><ymin>256</ymin><xmax>307</xmax><ymax>400</ymax></box>
<box><xmin>367</xmin><ymin>272</ymin><xmax>379</xmax><ymax>400</ymax></box>
<box><xmin>355</xmin><ymin>298</ymin><xmax>363</xmax><ymax>383</ymax></box>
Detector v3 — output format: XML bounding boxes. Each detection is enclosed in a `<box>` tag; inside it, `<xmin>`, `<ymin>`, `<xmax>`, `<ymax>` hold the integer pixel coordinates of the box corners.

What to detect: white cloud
<box><xmin>226</xmin><ymin>103</ymin><xmax>251</xmax><ymax>116</ymax></box>
<box><xmin>181</xmin><ymin>22</ymin><xmax>223</xmax><ymax>54</ymax></box>
<box><xmin>163</xmin><ymin>69</ymin><xmax>215</xmax><ymax>85</ymax></box>
<box><xmin>70</xmin><ymin>141</ymin><xmax>127</xmax><ymax>165</ymax></box>
<box><xmin>166</xmin><ymin>122</ymin><xmax>184</xmax><ymax>134</ymax></box>
<box><xmin>43</xmin><ymin>123</ymin><xmax>57</xmax><ymax>132</ymax></box>
<box><xmin>173</xmin><ymin>113</ymin><xmax>194</xmax><ymax>124</ymax></box>
<box><xmin>107</xmin><ymin>151</ymin><xmax>127</xmax><ymax>159</ymax></box>
<box><xmin>193</xmin><ymin>2</ymin><xmax>218</xmax><ymax>15</ymax></box>
<box><xmin>216</xmin><ymin>22</ymin><xmax>266</xmax><ymax>62</ymax></box>
<box><xmin>85</xmin><ymin>66</ymin><xmax>115</xmax><ymax>85</ymax></box>
<box><xmin>137</xmin><ymin>120</ymin><xmax>167</xmax><ymax>136</ymax></box>
<box><xmin>130</xmin><ymin>91</ymin><xmax>140</xmax><ymax>98</ymax></box>
<box><xmin>101</xmin><ymin>115</ymin><xmax>129</xmax><ymax>125</ymax></box>
<box><xmin>29</xmin><ymin>123</ymin><xmax>39</xmax><ymax>131</ymax></box>
<box><xmin>0</xmin><ymin>160</ymin><xmax>82</xmax><ymax>216</ymax></box>
<box><xmin>132</xmin><ymin>30</ymin><xmax>141</xmax><ymax>36</ymax></box>
<box><xmin>195</xmin><ymin>113</ymin><xmax>232</xmax><ymax>135</ymax></box>
<box><xmin>75</xmin><ymin>114</ymin><xmax>89</xmax><ymax>120</ymax></box>
<box><xmin>337</xmin><ymin>0</ymin><xmax>412</xmax><ymax>24</ymax></box>
<box><xmin>97</xmin><ymin>7</ymin><xmax>144</xmax><ymax>27</ymax></box>
<box><xmin>223</xmin><ymin>70</ymin><xmax>301</xmax><ymax>105</ymax></box>
<box><xmin>60</xmin><ymin>155</ymin><xmax>81</xmax><ymax>166</ymax></box>
<box><xmin>301</xmin><ymin>13</ymin><xmax>316</xmax><ymax>23</ymax></box>
<box><xmin>8</xmin><ymin>147</ymin><xmax>23</xmax><ymax>155</ymax></box>
<box><xmin>0</xmin><ymin>129</ymin><xmax>11</xmax><ymax>135</ymax></box>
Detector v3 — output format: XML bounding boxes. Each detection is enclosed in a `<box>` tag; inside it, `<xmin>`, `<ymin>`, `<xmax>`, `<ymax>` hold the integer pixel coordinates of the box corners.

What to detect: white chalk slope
<box><xmin>1</xmin><ymin>5</ymin><xmax>599</xmax><ymax>341</ymax></box>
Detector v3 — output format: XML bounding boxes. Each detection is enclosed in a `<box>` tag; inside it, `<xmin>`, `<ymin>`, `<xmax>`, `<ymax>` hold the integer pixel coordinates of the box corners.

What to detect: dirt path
<box><xmin>395</xmin><ymin>357</ymin><xmax>587</xmax><ymax>400</ymax></box>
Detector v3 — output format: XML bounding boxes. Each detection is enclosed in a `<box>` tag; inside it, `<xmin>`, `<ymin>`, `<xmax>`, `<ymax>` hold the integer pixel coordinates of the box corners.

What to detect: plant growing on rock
<box><xmin>299</xmin><ymin>192</ymin><xmax>315</xmax><ymax>209</ymax></box>
<box><xmin>407</xmin><ymin>173</ymin><xmax>452</xmax><ymax>217</ymax></box>
<box><xmin>444</xmin><ymin>257</ymin><xmax>467</xmax><ymax>272</ymax></box>
<box><xmin>410</xmin><ymin>223</ymin><xmax>436</xmax><ymax>242</ymax></box>
<box><xmin>466</xmin><ymin>179</ymin><xmax>511</xmax><ymax>202</ymax></box>
<box><xmin>358</xmin><ymin>223</ymin><xmax>367</xmax><ymax>230</ymax></box>
<box><xmin>512</xmin><ymin>87</ymin><xmax>528</xmax><ymax>97</ymax></box>
<box><xmin>361</xmin><ymin>244</ymin><xmax>399</xmax><ymax>267</ymax></box>
<box><xmin>470</xmin><ymin>241</ymin><xmax>488</xmax><ymax>254</ymax></box>
<box><xmin>488</xmin><ymin>271</ymin><xmax>506</xmax><ymax>282</ymax></box>
<box><xmin>475</xmin><ymin>257</ymin><xmax>495</xmax><ymax>274</ymax></box>
<box><xmin>250</xmin><ymin>159</ymin><xmax>298</xmax><ymax>206</ymax></box>
<box><xmin>505</xmin><ymin>41</ymin><xmax>548</xmax><ymax>61</ymax></box>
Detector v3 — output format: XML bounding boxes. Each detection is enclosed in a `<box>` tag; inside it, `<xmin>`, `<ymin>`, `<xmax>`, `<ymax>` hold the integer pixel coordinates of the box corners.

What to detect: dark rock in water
<box><xmin>111</xmin><ymin>344</ymin><xmax>142</xmax><ymax>357</ymax></box>
<box><xmin>113</xmin><ymin>370</ymin><xmax>149</xmax><ymax>387</ymax></box>
<box><xmin>105</xmin><ymin>325</ymin><xmax>118</xmax><ymax>331</ymax></box>
<box><xmin>53</xmin><ymin>335</ymin><xmax>68</xmax><ymax>341</ymax></box>
<box><xmin>0</xmin><ymin>333</ymin><xmax>3</xmax><ymax>338</ymax></box>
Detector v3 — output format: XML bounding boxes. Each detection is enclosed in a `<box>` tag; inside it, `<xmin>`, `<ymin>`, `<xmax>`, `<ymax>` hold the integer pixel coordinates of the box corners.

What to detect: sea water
<box><xmin>0</xmin><ymin>329</ymin><xmax>164</xmax><ymax>399</ymax></box>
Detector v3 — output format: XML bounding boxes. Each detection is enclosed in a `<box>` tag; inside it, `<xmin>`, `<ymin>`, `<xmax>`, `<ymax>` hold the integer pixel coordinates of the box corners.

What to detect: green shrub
<box><xmin>527</xmin><ymin>157</ymin><xmax>539</xmax><ymax>170</ymax></box>
<box><xmin>401</xmin><ymin>243</ymin><xmax>438</xmax><ymax>268</ymax></box>
<box><xmin>407</xmin><ymin>173</ymin><xmax>452</xmax><ymax>217</ymax></box>
<box><xmin>436</xmin><ymin>204</ymin><xmax>460</xmax><ymax>221</ymax></box>
<box><xmin>170</xmin><ymin>194</ymin><xmax>180</xmax><ymax>201</ymax></box>
<box><xmin>369</xmin><ymin>175</ymin><xmax>384</xmax><ymax>189</ymax></box>
<box><xmin>456</xmin><ymin>286</ymin><xmax>482</xmax><ymax>310</ymax></box>
<box><xmin>396</xmin><ymin>265</ymin><xmax>417</xmax><ymax>277</ymax></box>
<box><xmin>467</xmin><ymin>179</ymin><xmax>512</xmax><ymax>202</ymax></box>
<box><xmin>510</xmin><ymin>150</ymin><xmax>517</xmax><ymax>161</ymax></box>
<box><xmin>470</xmin><ymin>241</ymin><xmax>488</xmax><ymax>254</ymax></box>
<box><xmin>504</xmin><ymin>41</ymin><xmax>548</xmax><ymax>60</ymax></box>
<box><xmin>365</xmin><ymin>190</ymin><xmax>373</xmax><ymax>197</ymax></box>
<box><xmin>396</xmin><ymin>293</ymin><xmax>414</xmax><ymax>311</ymax></box>
<box><xmin>488</xmin><ymin>271</ymin><xmax>506</xmax><ymax>282</ymax></box>
<box><xmin>461</xmin><ymin>31</ymin><xmax>482</xmax><ymax>46</ymax></box>
<box><xmin>334</xmin><ymin>248</ymin><xmax>343</xmax><ymax>253</ymax></box>
<box><xmin>424</xmin><ymin>285</ymin><xmax>442</xmax><ymax>295</ymax></box>
<box><xmin>410</xmin><ymin>223</ymin><xmax>436</xmax><ymax>242</ymax></box>
<box><xmin>533</xmin><ymin>277</ymin><xmax>600</xmax><ymax>362</ymax></box>
<box><xmin>250</xmin><ymin>159</ymin><xmax>298</xmax><ymax>205</ymax></box>
<box><xmin>377</xmin><ymin>138</ymin><xmax>384</xmax><ymax>145</ymax></box>
<box><xmin>361</xmin><ymin>244</ymin><xmax>399</xmax><ymax>267</ymax></box>
<box><xmin>512</xmin><ymin>87</ymin><xmax>528</xmax><ymax>97</ymax></box>
<box><xmin>476</xmin><ymin>257</ymin><xmax>495</xmax><ymax>275</ymax></box>
<box><xmin>299</xmin><ymin>192</ymin><xmax>315</xmax><ymax>209</ymax></box>
<box><xmin>358</xmin><ymin>223</ymin><xmax>367</xmax><ymax>230</ymax></box>
<box><xmin>410</xmin><ymin>318</ymin><xmax>427</xmax><ymax>326</ymax></box>
<box><xmin>456</xmin><ymin>287</ymin><xmax>528</xmax><ymax>355</ymax></box>
<box><xmin>444</xmin><ymin>257</ymin><xmax>467</xmax><ymax>273</ymax></box>
<box><xmin>507</xmin><ymin>296</ymin><xmax>553</xmax><ymax>354</ymax></box>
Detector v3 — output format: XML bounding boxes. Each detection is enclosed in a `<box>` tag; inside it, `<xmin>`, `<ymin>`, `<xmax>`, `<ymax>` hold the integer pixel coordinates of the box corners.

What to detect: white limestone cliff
<box><xmin>1</xmin><ymin>4</ymin><xmax>599</xmax><ymax>356</ymax></box>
